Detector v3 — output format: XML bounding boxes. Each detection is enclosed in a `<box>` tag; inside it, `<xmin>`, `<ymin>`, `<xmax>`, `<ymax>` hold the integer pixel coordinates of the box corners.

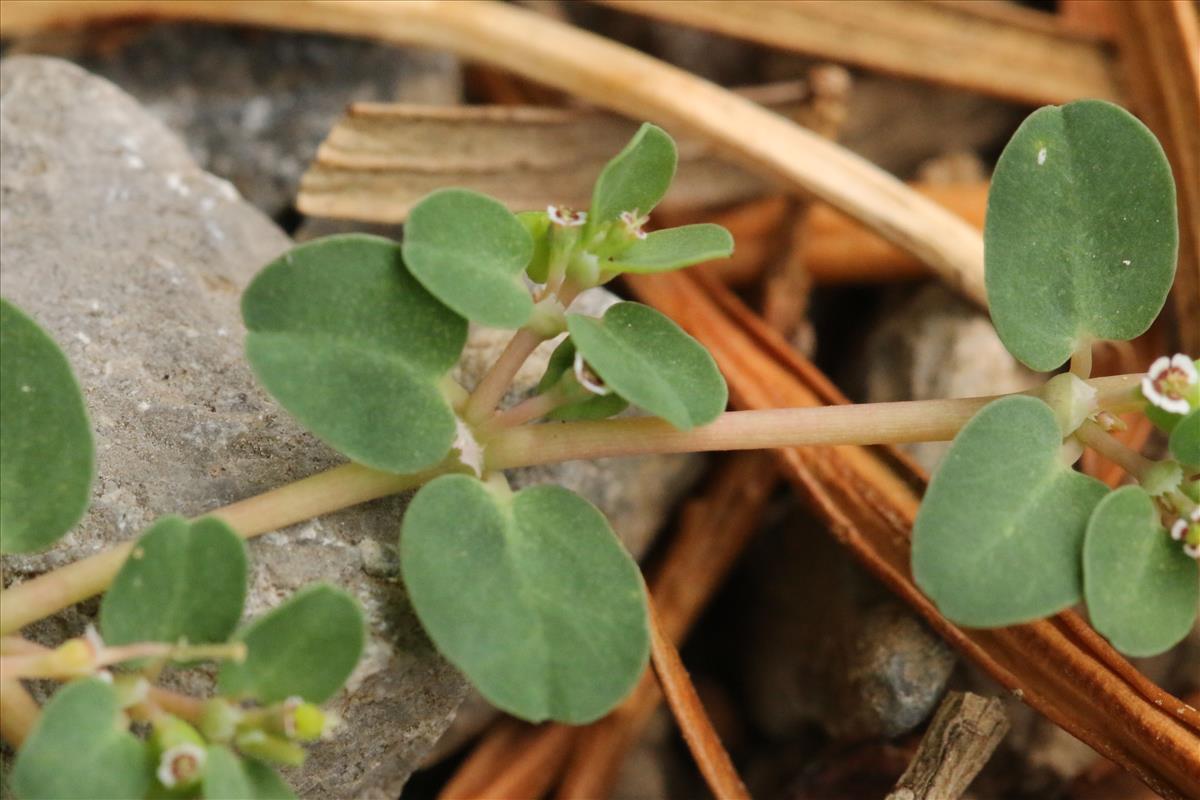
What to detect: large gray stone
<box><xmin>859</xmin><ymin>284</ymin><xmax>1041</xmax><ymax>471</ymax></box>
<box><xmin>9</xmin><ymin>23</ymin><xmax>461</xmax><ymax>219</ymax></box>
<box><xmin>741</xmin><ymin>507</ymin><xmax>956</xmax><ymax>741</ymax></box>
<box><xmin>0</xmin><ymin>56</ymin><xmax>699</xmax><ymax>797</ymax></box>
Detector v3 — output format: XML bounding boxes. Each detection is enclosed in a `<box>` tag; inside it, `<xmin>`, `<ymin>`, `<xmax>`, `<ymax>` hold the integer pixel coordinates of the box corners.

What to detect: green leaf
<box><xmin>403</xmin><ymin>189</ymin><xmax>535</xmax><ymax>328</ymax></box>
<box><xmin>218</xmin><ymin>583</ymin><xmax>365</xmax><ymax>704</ymax></box>
<box><xmin>608</xmin><ymin>224</ymin><xmax>734</xmax><ymax>274</ymax></box>
<box><xmin>1083</xmin><ymin>486</ymin><xmax>1198</xmax><ymax>656</ymax></box>
<box><xmin>242</xmin><ymin>234</ymin><xmax>467</xmax><ymax>473</ymax></box>
<box><xmin>1170</xmin><ymin>408</ymin><xmax>1199</xmax><ymax>467</ymax></box>
<box><xmin>0</xmin><ymin>299</ymin><xmax>94</xmax><ymax>554</ymax></box>
<box><xmin>11</xmin><ymin>679</ymin><xmax>150</xmax><ymax>799</ymax></box>
<box><xmin>401</xmin><ymin>475</ymin><xmax>649</xmax><ymax>724</ymax></box>
<box><xmin>204</xmin><ymin>747</ymin><xmax>296</xmax><ymax>800</ymax></box>
<box><xmin>518</xmin><ymin>210</ymin><xmax>553</xmax><ymax>284</ymax></box>
<box><xmin>536</xmin><ymin>338</ymin><xmax>629</xmax><ymax>421</ymax></box>
<box><xmin>912</xmin><ymin>396</ymin><xmax>1110</xmax><ymax>626</ymax></box>
<box><xmin>100</xmin><ymin>515</ymin><xmax>247</xmax><ymax>647</ymax></box>
<box><xmin>984</xmin><ymin>100</ymin><xmax>1178</xmax><ymax>371</ymax></box>
<box><xmin>588</xmin><ymin>123</ymin><xmax>677</xmax><ymax>229</ymax></box>
<box><xmin>567</xmin><ymin>303</ymin><xmax>727</xmax><ymax>430</ymax></box>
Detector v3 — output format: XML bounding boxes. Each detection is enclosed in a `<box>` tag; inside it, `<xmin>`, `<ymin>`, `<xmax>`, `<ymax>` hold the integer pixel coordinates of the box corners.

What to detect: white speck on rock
<box><xmin>123</xmin><ymin>153</ymin><xmax>145</xmax><ymax>170</ymax></box>
<box><xmin>240</xmin><ymin>96</ymin><xmax>272</xmax><ymax>134</ymax></box>
<box><xmin>165</xmin><ymin>172</ymin><xmax>190</xmax><ymax>197</ymax></box>
<box><xmin>75</xmin><ymin>331</ymin><xmax>92</xmax><ymax>345</ymax></box>
<box><xmin>137</xmin><ymin>401</ymin><xmax>151</xmax><ymax>412</ymax></box>
<box><xmin>1037</xmin><ymin>147</ymin><xmax>1047</xmax><ymax>166</ymax></box>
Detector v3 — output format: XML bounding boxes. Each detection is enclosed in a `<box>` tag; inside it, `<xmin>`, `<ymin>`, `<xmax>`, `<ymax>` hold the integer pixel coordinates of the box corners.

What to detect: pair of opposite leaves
<box><xmin>242</xmin><ymin>124</ymin><xmax>730</xmax><ymax>475</ymax></box>
<box><xmin>914</xmin><ymin>100</ymin><xmax>1196</xmax><ymax>656</ymax></box>
<box><xmin>241</xmin><ymin>125</ymin><xmax>731</xmax><ymax>724</ymax></box>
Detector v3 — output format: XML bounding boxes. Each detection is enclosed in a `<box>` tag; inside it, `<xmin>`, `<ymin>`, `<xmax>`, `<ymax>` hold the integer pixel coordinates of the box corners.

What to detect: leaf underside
<box><xmin>218</xmin><ymin>583</ymin><xmax>365</xmax><ymax>704</ymax></box>
<box><xmin>566</xmin><ymin>302</ymin><xmax>727</xmax><ymax>430</ymax></box>
<box><xmin>11</xmin><ymin>679</ymin><xmax>149</xmax><ymax>800</ymax></box>
<box><xmin>913</xmin><ymin>396</ymin><xmax>1109</xmax><ymax>626</ymax></box>
<box><xmin>0</xmin><ymin>299</ymin><xmax>95</xmax><ymax>554</ymax></box>
<box><xmin>401</xmin><ymin>475</ymin><xmax>649</xmax><ymax>724</ymax></box>
<box><xmin>1083</xmin><ymin>486</ymin><xmax>1198</xmax><ymax>657</ymax></box>
<box><xmin>242</xmin><ymin>234</ymin><xmax>466</xmax><ymax>473</ymax></box>
<box><xmin>984</xmin><ymin>100</ymin><xmax>1177</xmax><ymax>371</ymax></box>
<box><xmin>100</xmin><ymin>515</ymin><xmax>247</xmax><ymax>648</ymax></box>
<box><xmin>403</xmin><ymin>188</ymin><xmax>534</xmax><ymax>328</ymax></box>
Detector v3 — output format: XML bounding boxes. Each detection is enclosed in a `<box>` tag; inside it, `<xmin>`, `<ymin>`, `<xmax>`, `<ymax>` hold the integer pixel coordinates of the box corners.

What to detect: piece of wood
<box><xmin>438</xmin><ymin>718</ymin><xmax>577</xmax><ymax>800</ymax></box>
<box><xmin>647</xmin><ymin>595</ymin><xmax>749</xmax><ymax>800</ymax></box>
<box><xmin>623</xmin><ymin>269</ymin><xmax>1200</xmax><ymax>800</ymax></box>
<box><xmin>298</xmin><ymin>80</ymin><xmax>839</xmax><ymax>222</ymax></box>
<box><xmin>596</xmin><ymin>0</ymin><xmax>1120</xmax><ymax>106</ymax></box>
<box><xmin>1106</xmin><ymin>0</ymin><xmax>1200</xmax><ymax>354</ymax></box>
<box><xmin>0</xmin><ymin>0</ymin><xmax>988</xmax><ymax>305</ymax></box>
<box><xmin>885</xmin><ymin>692</ymin><xmax>1009</xmax><ymax>800</ymax></box>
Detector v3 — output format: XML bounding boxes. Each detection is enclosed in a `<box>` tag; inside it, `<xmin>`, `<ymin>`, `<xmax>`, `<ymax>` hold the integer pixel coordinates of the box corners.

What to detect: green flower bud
<box><xmin>234</xmin><ymin>729</ymin><xmax>305</xmax><ymax>767</ymax></box>
<box><xmin>199</xmin><ymin>698</ymin><xmax>243</xmax><ymax>744</ymax></box>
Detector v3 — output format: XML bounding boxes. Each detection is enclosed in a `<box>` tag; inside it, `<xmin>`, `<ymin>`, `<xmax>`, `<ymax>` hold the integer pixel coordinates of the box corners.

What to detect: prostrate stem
<box><xmin>0</xmin><ymin>462</ymin><xmax>443</xmax><ymax>636</ymax></box>
<box><xmin>486</xmin><ymin>374</ymin><xmax>1143</xmax><ymax>470</ymax></box>
<box><xmin>484</xmin><ymin>388</ymin><xmax>573</xmax><ymax>432</ymax></box>
<box><xmin>0</xmin><ymin>373</ymin><xmax>1143</xmax><ymax>638</ymax></box>
<box><xmin>463</xmin><ymin>327</ymin><xmax>551</xmax><ymax>424</ymax></box>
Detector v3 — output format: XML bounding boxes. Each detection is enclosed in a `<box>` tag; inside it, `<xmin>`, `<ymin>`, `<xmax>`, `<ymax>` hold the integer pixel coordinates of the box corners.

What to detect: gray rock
<box><xmin>859</xmin><ymin>284</ymin><xmax>1041</xmax><ymax>471</ymax></box>
<box><xmin>742</xmin><ymin>506</ymin><xmax>956</xmax><ymax>741</ymax></box>
<box><xmin>11</xmin><ymin>23</ymin><xmax>460</xmax><ymax>219</ymax></box>
<box><xmin>0</xmin><ymin>56</ymin><xmax>699</xmax><ymax>797</ymax></box>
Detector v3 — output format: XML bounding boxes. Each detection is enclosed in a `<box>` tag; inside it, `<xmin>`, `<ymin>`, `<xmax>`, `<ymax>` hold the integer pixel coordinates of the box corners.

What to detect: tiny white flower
<box><xmin>547</xmin><ymin>205</ymin><xmax>587</xmax><ymax>227</ymax></box>
<box><xmin>1173</xmin><ymin>508</ymin><xmax>1200</xmax><ymax>560</ymax></box>
<box><xmin>618</xmin><ymin>209</ymin><xmax>649</xmax><ymax>240</ymax></box>
<box><xmin>1142</xmin><ymin>354</ymin><xmax>1197</xmax><ymax>415</ymax></box>
<box><xmin>1171</xmin><ymin>516</ymin><xmax>1188</xmax><ymax>541</ymax></box>
<box><xmin>573</xmin><ymin>351</ymin><xmax>612</xmax><ymax>396</ymax></box>
<box><xmin>157</xmin><ymin>742</ymin><xmax>206</xmax><ymax>788</ymax></box>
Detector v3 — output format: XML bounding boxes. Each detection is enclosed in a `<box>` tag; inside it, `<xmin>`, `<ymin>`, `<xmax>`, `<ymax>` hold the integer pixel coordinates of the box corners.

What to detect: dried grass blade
<box><xmin>595</xmin><ymin>0</ymin><xmax>1118</xmax><ymax>106</ymax></box>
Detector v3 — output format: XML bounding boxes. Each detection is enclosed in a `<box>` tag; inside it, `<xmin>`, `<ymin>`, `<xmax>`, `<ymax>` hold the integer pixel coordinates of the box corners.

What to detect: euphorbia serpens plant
<box><xmin>1</xmin><ymin>105</ymin><xmax>1196</xmax><ymax>796</ymax></box>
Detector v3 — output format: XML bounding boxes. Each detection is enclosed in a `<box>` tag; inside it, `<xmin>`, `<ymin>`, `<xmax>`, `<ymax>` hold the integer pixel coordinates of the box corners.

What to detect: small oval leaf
<box><xmin>1083</xmin><ymin>486</ymin><xmax>1198</xmax><ymax>657</ymax></box>
<box><xmin>100</xmin><ymin>515</ymin><xmax>247</xmax><ymax>647</ymax></box>
<box><xmin>401</xmin><ymin>475</ymin><xmax>650</xmax><ymax>724</ymax></box>
<box><xmin>218</xmin><ymin>583</ymin><xmax>365</xmax><ymax>704</ymax></box>
<box><xmin>984</xmin><ymin>100</ymin><xmax>1177</xmax><ymax>371</ymax></box>
<box><xmin>566</xmin><ymin>302</ymin><xmax>727</xmax><ymax>430</ymax></box>
<box><xmin>243</xmin><ymin>234</ymin><xmax>467</xmax><ymax>473</ymax></box>
<box><xmin>403</xmin><ymin>189</ymin><xmax>535</xmax><ymax>328</ymax></box>
<box><xmin>608</xmin><ymin>224</ymin><xmax>734</xmax><ymax>274</ymax></box>
<box><xmin>913</xmin><ymin>396</ymin><xmax>1110</xmax><ymax>626</ymax></box>
<box><xmin>589</xmin><ymin>123</ymin><xmax>677</xmax><ymax>229</ymax></box>
<box><xmin>11</xmin><ymin>679</ymin><xmax>150</xmax><ymax>800</ymax></box>
<box><xmin>0</xmin><ymin>299</ymin><xmax>94</xmax><ymax>554</ymax></box>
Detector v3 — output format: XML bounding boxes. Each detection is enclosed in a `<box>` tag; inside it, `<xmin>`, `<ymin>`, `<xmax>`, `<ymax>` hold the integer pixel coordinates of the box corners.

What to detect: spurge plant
<box><xmin>1</xmin><ymin>101</ymin><xmax>1195</xmax><ymax>797</ymax></box>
